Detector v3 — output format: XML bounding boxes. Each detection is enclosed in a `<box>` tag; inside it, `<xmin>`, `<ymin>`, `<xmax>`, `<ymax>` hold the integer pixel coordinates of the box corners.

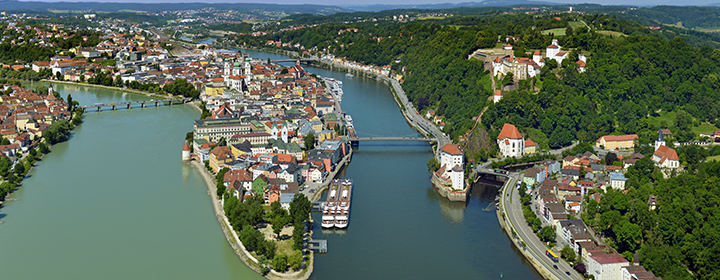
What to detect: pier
<box><xmin>308</xmin><ymin>240</ymin><xmax>327</xmax><ymax>253</ymax></box>
<box><xmin>81</xmin><ymin>98</ymin><xmax>192</xmax><ymax>112</ymax></box>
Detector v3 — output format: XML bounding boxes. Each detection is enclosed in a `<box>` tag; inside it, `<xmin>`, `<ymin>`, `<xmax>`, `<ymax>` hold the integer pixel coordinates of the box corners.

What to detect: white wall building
<box><xmin>588</xmin><ymin>253</ymin><xmax>629</xmax><ymax>280</ymax></box>
<box><xmin>497</xmin><ymin>123</ymin><xmax>524</xmax><ymax>158</ymax></box>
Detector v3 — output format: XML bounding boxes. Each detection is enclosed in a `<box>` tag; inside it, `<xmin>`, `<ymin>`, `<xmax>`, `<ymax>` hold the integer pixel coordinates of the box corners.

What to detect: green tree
<box><xmin>561</xmin><ymin>245</ymin><xmax>576</xmax><ymax>261</ymax></box>
<box><xmin>303</xmin><ymin>132</ymin><xmax>315</xmax><ymax>150</ymax></box>
<box><xmin>539</xmin><ymin>226</ymin><xmax>556</xmax><ymax>242</ymax></box>
<box><xmin>502</xmin><ymin>72</ymin><xmax>515</xmax><ymax>85</ymax></box>
<box><xmin>14</xmin><ymin>162</ymin><xmax>25</xmax><ymax>175</ymax></box>
<box><xmin>288</xmin><ymin>250</ymin><xmax>303</xmax><ymax>271</ymax></box>
<box><xmin>605</xmin><ymin>152</ymin><xmax>618</xmax><ymax>166</ymax></box>
<box><xmin>426</xmin><ymin>157</ymin><xmax>440</xmax><ymax>174</ymax></box>
<box><xmin>272</xmin><ymin>254</ymin><xmax>288</xmax><ymax>272</ymax></box>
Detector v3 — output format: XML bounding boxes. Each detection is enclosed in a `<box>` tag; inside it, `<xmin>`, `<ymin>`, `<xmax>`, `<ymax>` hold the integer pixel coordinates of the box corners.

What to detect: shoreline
<box><xmin>496</xmin><ymin>179</ymin><xmax>558</xmax><ymax>280</ymax></box>
<box><xmin>186</xmin><ymin>102</ymin><xmax>314</xmax><ymax>280</ymax></box>
<box><xmin>188</xmin><ymin>159</ymin><xmax>314</xmax><ymax>280</ymax></box>
<box><xmin>44</xmin><ymin>80</ymin><xmax>169</xmax><ymax>99</ymax></box>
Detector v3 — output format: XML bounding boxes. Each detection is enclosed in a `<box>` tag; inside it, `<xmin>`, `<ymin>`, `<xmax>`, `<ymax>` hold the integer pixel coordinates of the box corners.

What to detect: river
<box><xmin>0</xmin><ymin>83</ymin><xmax>264</xmax><ymax>279</ymax></box>
<box><xmin>235</xmin><ymin>48</ymin><xmax>543</xmax><ymax>279</ymax></box>
<box><xmin>0</xmin><ymin>44</ymin><xmax>541</xmax><ymax>279</ymax></box>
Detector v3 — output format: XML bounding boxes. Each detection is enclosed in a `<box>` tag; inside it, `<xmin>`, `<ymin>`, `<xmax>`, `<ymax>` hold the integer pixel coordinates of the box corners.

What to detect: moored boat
<box><xmin>321</xmin><ymin>183</ymin><xmax>340</xmax><ymax>228</ymax></box>
<box><xmin>334</xmin><ymin>179</ymin><xmax>352</xmax><ymax>228</ymax></box>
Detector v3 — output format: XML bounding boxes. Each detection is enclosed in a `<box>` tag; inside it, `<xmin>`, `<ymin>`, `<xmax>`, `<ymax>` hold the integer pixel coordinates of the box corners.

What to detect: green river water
<box><xmin>0</xmin><ymin>47</ymin><xmax>542</xmax><ymax>279</ymax></box>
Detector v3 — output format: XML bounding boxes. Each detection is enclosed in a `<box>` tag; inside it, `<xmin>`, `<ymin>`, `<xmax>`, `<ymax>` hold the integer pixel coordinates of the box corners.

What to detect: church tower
<box><xmin>655</xmin><ymin>128</ymin><xmax>666</xmax><ymax>151</ymax></box>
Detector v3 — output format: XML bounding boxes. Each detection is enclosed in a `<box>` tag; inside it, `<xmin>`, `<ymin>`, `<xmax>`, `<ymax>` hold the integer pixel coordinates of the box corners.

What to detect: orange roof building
<box><xmin>596</xmin><ymin>134</ymin><xmax>638</xmax><ymax>150</ymax></box>
<box><xmin>497</xmin><ymin>123</ymin><xmax>524</xmax><ymax>158</ymax></box>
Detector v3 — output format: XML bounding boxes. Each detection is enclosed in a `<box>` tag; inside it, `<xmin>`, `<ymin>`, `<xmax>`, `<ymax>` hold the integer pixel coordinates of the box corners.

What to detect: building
<box><xmin>556</xmin><ymin>219</ymin><xmax>593</xmax><ymax>252</ymax></box>
<box><xmin>181</xmin><ymin>141</ymin><xmax>191</xmax><ymax>161</ymax></box>
<box><xmin>497</xmin><ymin>123</ymin><xmax>524</xmax><ymax>158</ymax></box>
<box><xmin>439</xmin><ymin>144</ymin><xmax>464</xmax><ymax>171</ymax></box>
<box><xmin>596</xmin><ymin>134</ymin><xmax>638</xmax><ymax>150</ymax></box>
<box><xmin>621</xmin><ymin>265</ymin><xmax>661</xmax><ymax>280</ymax></box>
<box><xmin>609</xmin><ymin>172</ymin><xmax>628</xmax><ymax>190</ymax></box>
<box><xmin>524</xmin><ymin>139</ymin><xmax>537</xmax><ymax>155</ymax></box>
<box><xmin>493</xmin><ymin>90</ymin><xmax>503</xmax><ymax>103</ymax></box>
<box><xmin>652</xmin><ymin>145</ymin><xmax>679</xmax><ymax>169</ymax></box>
<box><xmin>209</xmin><ymin>146</ymin><xmax>233</xmax><ymax>173</ymax></box>
<box><xmin>588</xmin><ymin>253</ymin><xmax>630</xmax><ymax>280</ymax></box>
<box><xmin>194</xmin><ymin>118</ymin><xmax>250</xmax><ymax>144</ymax></box>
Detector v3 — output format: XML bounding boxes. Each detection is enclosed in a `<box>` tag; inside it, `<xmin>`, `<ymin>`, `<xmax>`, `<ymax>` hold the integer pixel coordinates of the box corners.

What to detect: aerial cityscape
<box><xmin>0</xmin><ymin>1</ymin><xmax>719</xmax><ymax>279</ymax></box>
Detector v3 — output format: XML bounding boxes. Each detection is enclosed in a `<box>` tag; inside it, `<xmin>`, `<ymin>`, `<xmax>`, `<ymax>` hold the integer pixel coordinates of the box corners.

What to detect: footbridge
<box><xmin>81</xmin><ymin>98</ymin><xmax>192</xmax><ymax>112</ymax></box>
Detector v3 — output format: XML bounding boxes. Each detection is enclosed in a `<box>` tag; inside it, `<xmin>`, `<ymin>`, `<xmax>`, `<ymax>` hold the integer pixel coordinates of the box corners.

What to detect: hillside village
<box><xmin>493</xmin><ymin>121</ymin><xmax>683</xmax><ymax>279</ymax></box>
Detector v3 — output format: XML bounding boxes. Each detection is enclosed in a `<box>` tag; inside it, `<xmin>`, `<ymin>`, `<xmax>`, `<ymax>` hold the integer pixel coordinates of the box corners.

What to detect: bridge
<box><xmin>348</xmin><ymin>137</ymin><xmax>436</xmax><ymax>146</ymax></box>
<box><xmin>81</xmin><ymin>98</ymin><xmax>193</xmax><ymax>112</ymax></box>
<box><xmin>271</xmin><ymin>58</ymin><xmax>317</xmax><ymax>64</ymax></box>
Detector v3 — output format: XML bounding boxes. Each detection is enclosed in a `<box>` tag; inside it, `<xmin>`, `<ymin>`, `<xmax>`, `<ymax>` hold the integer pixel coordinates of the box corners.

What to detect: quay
<box><xmin>81</xmin><ymin>98</ymin><xmax>192</xmax><ymax>111</ymax></box>
<box><xmin>307</xmin><ymin>240</ymin><xmax>327</xmax><ymax>253</ymax></box>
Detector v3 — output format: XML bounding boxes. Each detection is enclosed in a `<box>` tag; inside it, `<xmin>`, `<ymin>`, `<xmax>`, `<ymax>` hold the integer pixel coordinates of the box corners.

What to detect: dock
<box><xmin>308</xmin><ymin>239</ymin><xmax>327</xmax><ymax>253</ymax></box>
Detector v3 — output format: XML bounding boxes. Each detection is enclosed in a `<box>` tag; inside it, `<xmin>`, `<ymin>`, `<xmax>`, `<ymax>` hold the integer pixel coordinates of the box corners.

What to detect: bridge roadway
<box><xmin>81</xmin><ymin>98</ymin><xmax>192</xmax><ymax>111</ymax></box>
<box><xmin>272</xmin><ymin>59</ymin><xmax>316</xmax><ymax>63</ymax></box>
<box><xmin>349</xmin><ymin>137</ymin><xmax>436</xmax><ymax>142</ymax></box>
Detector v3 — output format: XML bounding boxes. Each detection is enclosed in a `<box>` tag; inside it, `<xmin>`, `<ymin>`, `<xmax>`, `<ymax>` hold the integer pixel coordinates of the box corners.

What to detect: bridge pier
<box><xmin>112</xmin><ymin>105</ymin><xmax>116</xmax><ymax>110</ymax></box>
<box><xmin>127</xmin><ymin>104</ymin><xmax>131</xmax><ymax>109</ymax></box>
<box><xmin>97</xmin><ymin>107</ymin><xmax>101</xmax><ymax>112</ymax></box>
<box><xmin>141</xmin><ymin>102</ymin><xmax>145</xmax><ymax>108</ymax></box>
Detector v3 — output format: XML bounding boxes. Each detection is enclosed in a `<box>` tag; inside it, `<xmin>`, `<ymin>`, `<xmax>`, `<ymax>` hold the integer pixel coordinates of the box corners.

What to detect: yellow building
<box><xmin>230</xmin><ymin>144</ymin><xmax>248</xmax><ymax>159</ymax></box>
<box><xmin>596</xmin><ymin>134</ymin><xmax>638</xmax><ymax>150</ymax></box>
<box><xmin>204</xmin><ymin>84</ymin><xmax>224</xmax><ymax>97</ymax></box>
<box><xmin>209</xmin><ymin>146</ymin><xmax>233</xmax><ymax>173</ymax></box>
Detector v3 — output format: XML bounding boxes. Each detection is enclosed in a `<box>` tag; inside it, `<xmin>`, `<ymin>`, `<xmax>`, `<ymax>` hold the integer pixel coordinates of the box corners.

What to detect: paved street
<box><xmin>501</xmin><ymin>176</ymin><xmax>582</xmax><ymax>280</ymax></box>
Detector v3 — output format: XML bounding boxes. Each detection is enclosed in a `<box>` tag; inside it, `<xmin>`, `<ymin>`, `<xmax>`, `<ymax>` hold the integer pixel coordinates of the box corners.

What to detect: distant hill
<box><xmin>627</xmin><ymin>5</ymin><xmax>720</xmax><ymax>30</ymax></box>
<box><xmin>344</xmin><ymin>0</ymin><xmax>556</xmax><ymax>12</ymax></box>
<box><xmin>0</xmin><ymin>1</ymin><xmax>348</xmax><ymax>15</ymax></box>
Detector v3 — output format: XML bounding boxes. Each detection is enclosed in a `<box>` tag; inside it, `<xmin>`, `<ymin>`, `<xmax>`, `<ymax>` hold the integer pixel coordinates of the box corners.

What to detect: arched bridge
<box><xmin>81</xmin><ymin>98</ymin><xmax>193</xmax><ymax>112</ymax></box>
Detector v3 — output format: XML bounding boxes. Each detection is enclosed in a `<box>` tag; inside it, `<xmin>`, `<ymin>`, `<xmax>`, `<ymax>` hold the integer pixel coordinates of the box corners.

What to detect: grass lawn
<box><xmin>541</xmin><ymin>28</ymin><xmax>566</xmax><ymax>36</ymax></box>
<box><xmin>647</xmin><ymin>111</ymin><xmax>677</xmax><ymax>128</ymax></box>
<box><xmin>418</xmin><ymin>16</ymin><xmax>446</xmax><ymax>20</ymax></box>
<box><xmin>706</xmin><ymin>155</ymin><xmax>720</xmax><ymax>162</ymax></box>
<box><xmin>598</xmin><ymin>30</ymin><xmax>627</xmax><ymax>37</ymax></box>
<box><xmin>480</xmin><ymin>73</ymin><xmax>493</xmax><ymax>94</ymax></box>
<box><xmin>569</xmin><ymin>21</ymin><xmax>585</xmax><ymax>29</ymax></box>
<box><xmin>692</xmin><ymin>123</ymin><xmax>720</xmax><ymax>135</ymax></box>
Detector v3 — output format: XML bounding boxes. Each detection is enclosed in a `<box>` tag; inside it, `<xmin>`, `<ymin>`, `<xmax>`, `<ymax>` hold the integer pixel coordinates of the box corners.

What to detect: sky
<box><xmin>22</xmin><ymin>0</ymin><xmax>719</xmax><ymax>7</ymax></box>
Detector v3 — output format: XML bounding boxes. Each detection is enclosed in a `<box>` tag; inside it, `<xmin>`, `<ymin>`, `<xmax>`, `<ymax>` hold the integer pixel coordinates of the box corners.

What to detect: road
<box><xmin>501</xmin><ymin>175</ymin><xmax>582</xmax><ymax>280</ymax></box>
<box><xmin>386</xmin><ymin>78</ymin><xmax>451</xmax><ymax>153</ymax></box>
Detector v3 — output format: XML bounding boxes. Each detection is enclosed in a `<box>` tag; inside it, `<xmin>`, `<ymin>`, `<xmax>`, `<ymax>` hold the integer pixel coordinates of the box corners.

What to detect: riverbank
<box><xmin>496</xmin><ymin>179</ymin><xmax>558</xmax><ymax>280</ymax></box>
<box><xmin>188</xmin><ymin>159</ymin><xmax>313</xmax><ymax>280</ymax></box>
<box><xmin>187</xmin><ymin>102</ymin><xmax>314</xmax><ymax>280</ymax></box>
<box><xmin>45</xmin><ymin>80</ymin><xmax>168</xmax><ymax>99</ymax></box>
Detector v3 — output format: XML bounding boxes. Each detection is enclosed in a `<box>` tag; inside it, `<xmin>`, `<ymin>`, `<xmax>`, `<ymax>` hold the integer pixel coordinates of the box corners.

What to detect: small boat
<box><xmin>345</xmin><ymin>73</ymin><xmax>354</xmax><ymax>77</ymax></box>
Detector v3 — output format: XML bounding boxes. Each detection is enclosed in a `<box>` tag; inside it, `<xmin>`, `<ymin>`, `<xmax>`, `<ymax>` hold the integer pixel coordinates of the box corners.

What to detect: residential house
<box><xmin>652</xmin><ymin>145</ymin><xmax>679</xmax><ymax>169</ymax></box>
<box><xmin>209</xmin><ymin>146</ymin><xmax>233</xmax><ymax>173</ymax></box>
<box><xmin>608</xmin><ymin>172</ymin><xmax>628</xmax><ymax>190</ymax></box>
<box><xmin>524</xmin><ymin>139</ymin><xmax>538</xmax><ymax>155</ymax></box>
<box><xmin>556</xmin><ymin>219</ymin><xmax>593</xmax><ymax>252</ymax></box>
<box><xmin>588</xmin><ymin>253</ymin><xmax>630</xmax><ymax>280</ymax></box>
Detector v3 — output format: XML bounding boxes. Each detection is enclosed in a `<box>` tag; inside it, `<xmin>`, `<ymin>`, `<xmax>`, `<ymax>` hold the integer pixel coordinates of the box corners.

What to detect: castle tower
<box><xmin>655</xmin><ymin>128</ymin><xmax>666</xmax><ymax>151</ymax></box>
<box><xmin>182</xmin><ymin>141</ymin><xmax>191</xmax><ymax>161</ymax></box>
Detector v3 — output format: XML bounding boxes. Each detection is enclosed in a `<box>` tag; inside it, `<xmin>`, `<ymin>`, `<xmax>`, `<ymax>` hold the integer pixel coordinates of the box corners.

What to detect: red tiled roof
<box><xmin>591</xmin><ymin>253</ymin><xmax>628</xmax><ymax>265</ymax></box>
<box><xmin>525</xmin><ymin>139</ymin><xmax>536</xmax><ymax>147</ymax></box>
<box><xmin>498</xmin><ymin>123</ymin><xmax>522</xmax><ymax>140</ymax></box>
<box><xmin>654</xmin><ymin>145</ymin><xmax>679</xmax><ymax>162</ymax></box>
<box><xmin>494</xmin><ymin>90</ymin><xmax>502</xmax><ymax>96</ymax></box>
<box><xmin>440</xmin><ymin>144</ymin><xmax>463</xmax><ymax>156</ymax></box>
<box><xmin>597</xmin><ymin>134</ymin><xmax>638</xmax><ymax>143</ymax></box>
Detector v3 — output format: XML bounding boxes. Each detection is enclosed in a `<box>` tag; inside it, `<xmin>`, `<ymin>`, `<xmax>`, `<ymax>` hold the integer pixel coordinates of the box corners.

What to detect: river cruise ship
<box><xmin>322</xmin><ymin>183</ymin><xmax>340</xmax><ymax>228</ymax></box>
<box><xmin>334</xmin><ymin>179</ymin><xmax>353</xmax><ymax>228</ymax></box>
